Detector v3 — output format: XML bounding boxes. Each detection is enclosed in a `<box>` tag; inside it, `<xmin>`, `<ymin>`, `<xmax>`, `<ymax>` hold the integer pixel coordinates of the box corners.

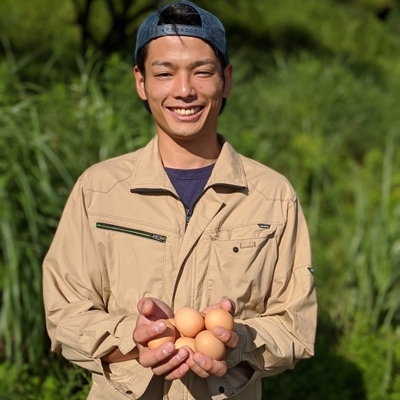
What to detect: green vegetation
<box><xmin>1</xmin><ymin>0</ymin><xmax>400</xmax><ymax>398</ymax></box>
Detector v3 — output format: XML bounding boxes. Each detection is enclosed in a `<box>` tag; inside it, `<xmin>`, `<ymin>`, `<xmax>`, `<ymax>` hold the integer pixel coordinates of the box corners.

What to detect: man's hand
<box><xmin>133</xmin><ymin>298</ymin><xmax>239</xmax><ymax>380</ymax></box>
<box><xmin>185</xmin><ymin>299</ymin><xmax>239</xmax><ymax>378</ymax></box>
<box><xmin>133</xmin><ymin>297</ymin><xmax>190</xmax><ymax>380</ymax></box>
<box><xmin>201</xmin><ymin>298</ymin><xmax>236</xmax><ymax>316</ymax></box>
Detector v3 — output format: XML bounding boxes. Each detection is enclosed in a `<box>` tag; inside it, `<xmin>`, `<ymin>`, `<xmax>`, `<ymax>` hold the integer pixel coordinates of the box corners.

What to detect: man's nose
<box><xmin>172</xmin><ymin>73</ymin><xmax>196</xmax><ymax>99</ymax></box>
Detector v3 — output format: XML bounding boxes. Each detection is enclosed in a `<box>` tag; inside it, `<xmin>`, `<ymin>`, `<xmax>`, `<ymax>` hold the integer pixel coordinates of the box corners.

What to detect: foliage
<box><xmin>1</xmin><ymin>0</ymin><xmax>400</xmax><ymax>398</ymax></box>
<box><xmin>0</xmin><ymin>359</ymin><xmax>90</xmax><ymax>400</ymax></box>
<box><xmin>262</xmin><ymin>314</ymin><xmax>367</xmax><ymax>400</ymax></box>
<box><xmin>0</xmin><ymin>0</ymin><xmax>79</xmax><ymax>56</ymax></box>
<box><xmin>336</xmin><ymin>138</ymin><xmax>400</xmax><ymax>332</ymax></box>
<box><xmin>338</xmin><ymin>318</ymin><xmax>400</xmax><ymax>400</ymax></box>
<box><xmin>0</xmin><ymin>51</ymin><xmax>155</xmax><ymax>367</ymax></box>
<box><xmin>70</xmin><ymin>0</ymin><xmax>161</xmax><ymax>55</ymax></box>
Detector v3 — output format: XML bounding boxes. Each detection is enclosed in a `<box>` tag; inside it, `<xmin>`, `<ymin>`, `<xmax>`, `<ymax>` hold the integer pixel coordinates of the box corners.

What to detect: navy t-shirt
<box><xmin>164</xmin><ymin>164</ymin><xmax>214</xmax><ymax>210</ymax></box>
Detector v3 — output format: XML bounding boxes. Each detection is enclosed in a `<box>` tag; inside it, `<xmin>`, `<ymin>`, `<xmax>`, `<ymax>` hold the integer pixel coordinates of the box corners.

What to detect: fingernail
<box><xmin>176</xmin><ymin>349</ymin><xmax>188</xmax><ymax>361</ymax></box>
<box><xmin>195</xmin><ymin>357</ymin><xmax>205</xmax><ymax>366</ymax></box>
<box><xmin>154</xmin><ymin>321</ymin><xmax>165</xmax><ymax>333</ymax></box>
<box><xmin>214</xmin><ymin>327</ymin><xmax>224</xmax><ymax>337</ymax></box>
<box><xmin>179</xmin><ymin>364</ymin><xmax>189</xmax><ymax>374</ymax></box>
<box><xmin>162</xmin><ymin>343</ymin><xmax>174</xmax><ymax>356</ymax></box>
<box><xmin>141</xmin><ymin>299</ymin><xmax>150</xmax><ymax>313</ymax></box>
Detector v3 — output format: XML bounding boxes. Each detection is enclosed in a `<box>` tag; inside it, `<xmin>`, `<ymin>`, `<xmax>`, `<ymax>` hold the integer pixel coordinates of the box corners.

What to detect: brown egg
<box><xmin>204</xmin><ymin>308</ymin><xmax>234</xmax><ymax>331</ymax></box>
<box><xmin>174</xmin><ymin>307</ymin><xmax>205</xmax><ymax>338</ymax></box>
<box><xmin>194</xmin><ymin>330</ymin><xmax>226</xmax><ymax>360</ymax></box>
<box><xmin>147</xmin><ymin>319</ymin><xmax>176</xmax><ymax>350</ymax></box>
<box><xmin>174</xmin><ymin>337</ymin><xmax>196</xmax><ymax>352</ymax></box>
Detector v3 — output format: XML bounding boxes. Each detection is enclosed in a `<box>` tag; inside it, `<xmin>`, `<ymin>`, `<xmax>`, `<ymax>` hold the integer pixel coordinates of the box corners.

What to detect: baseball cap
<box><xmin>135</xmin><ymin>1</ymin><xmax>228</xmax><ymax>65</ymax></box>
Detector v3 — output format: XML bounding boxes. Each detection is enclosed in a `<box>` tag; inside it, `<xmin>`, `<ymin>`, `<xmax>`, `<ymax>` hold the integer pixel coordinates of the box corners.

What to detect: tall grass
<box><xmin>330</xmin><ymin>131</ymin><xmax>400</xmax><ymax>398</ymax></box>
<box><xmin>0</xmin><ymin>50</ymin><xmax>153</xmax><ymax>367</ymax></box>
<box><xmin>339</xmin><ymin>132</ymin><xmax>400</xmax><ymax>331</ymax></box>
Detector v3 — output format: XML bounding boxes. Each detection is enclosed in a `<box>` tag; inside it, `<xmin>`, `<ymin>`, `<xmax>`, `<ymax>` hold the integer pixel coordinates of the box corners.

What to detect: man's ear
<box><xmin>222</xmin><ymin>64</ymin><xmax>233</xmax><ymax>98</ymax></box>
<box><xmin>133</xmin><ymin>66</ymin><xmax>147</xmax><ymax>101</ymax></box>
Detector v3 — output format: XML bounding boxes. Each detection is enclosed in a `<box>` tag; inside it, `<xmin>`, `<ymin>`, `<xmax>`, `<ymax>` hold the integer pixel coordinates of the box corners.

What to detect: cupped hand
<box><xmin>133</xmin><ymin>298</ymin><xmax>239</xmax><ymax>380</ymax></box>
<box><xmin>184</xmin><ymin>299</ymin><xmax>239</xmax><ymax>378</ymax></box>
<box><xmin>133</xmin><ymin>297</ymin><xmax>190</xmax><ymax>380</ymax></box>
<box><xmin>185</xmin><ymin>324</ymin><xmax>239</xmax><ymax>378</ymax></box>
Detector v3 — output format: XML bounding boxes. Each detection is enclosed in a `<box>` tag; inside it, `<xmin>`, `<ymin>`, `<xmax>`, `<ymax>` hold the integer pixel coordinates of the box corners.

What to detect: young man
<box><xmin>42</xmin><ymin>1</ymin><xmax>317</xmax><ymax>399</ymax></box>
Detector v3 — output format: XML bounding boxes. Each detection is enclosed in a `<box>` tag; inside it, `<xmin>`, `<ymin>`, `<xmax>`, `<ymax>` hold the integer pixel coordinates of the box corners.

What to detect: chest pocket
<box><xmin>206</xmin><ymin>223</ymin><xmax>278</xmax><ymax>317</ymax></box>
<box><xmin>95</xmin><ymin>221</ymin><xmax>168</xmax><ymax>313</ymax></box>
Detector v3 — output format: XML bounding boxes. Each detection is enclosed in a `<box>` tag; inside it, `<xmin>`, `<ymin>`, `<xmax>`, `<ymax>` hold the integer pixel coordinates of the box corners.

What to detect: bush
<box><xmin>0</xmin><ymin>360</ymin><xmax>90</xmax><ymax>400</ymax></box>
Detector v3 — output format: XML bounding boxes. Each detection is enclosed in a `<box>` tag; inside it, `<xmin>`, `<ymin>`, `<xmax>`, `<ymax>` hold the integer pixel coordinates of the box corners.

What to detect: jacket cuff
<box><xmin>115</xmin><ymin>316</ymin><xmax>138</xmax><ymax>354</ymax></box>
<box><xmin>225</xmin><ymin>324</ymin><xmax>244</xmax><ymax>369</ymax></box>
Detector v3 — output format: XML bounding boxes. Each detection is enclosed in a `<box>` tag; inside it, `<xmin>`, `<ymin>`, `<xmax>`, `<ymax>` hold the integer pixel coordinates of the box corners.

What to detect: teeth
<box><xmin>173</xmin><ymin>108</ymin><xmax>199</xmax><ymax>116</ymax></box>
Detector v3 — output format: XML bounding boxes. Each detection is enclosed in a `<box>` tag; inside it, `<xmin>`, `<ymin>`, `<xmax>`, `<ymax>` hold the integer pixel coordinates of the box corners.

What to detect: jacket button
<box><xmin>233</xmin><ymin>247</ymin><xmax>239</xmax><ymax>253</ymax></box>
<box><xmin>125</xmin><ymin>390</ymin><xmax>133</xmax><ymax>395</ymax></box>
<box><xmin>219</xmin><ymin>386</ymin><xmax>225</xmax><ymax>393</ymax></box>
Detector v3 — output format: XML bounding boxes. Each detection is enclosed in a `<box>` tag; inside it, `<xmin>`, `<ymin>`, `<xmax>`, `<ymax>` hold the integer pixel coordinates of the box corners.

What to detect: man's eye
<box><xmin>155</xmin><ymin>72</ymin><xmax>172</xmax><ymax>78</ymax></box>
<box><xmin>195</xmin><ymin>70</ymin><xmax>215</xmax><ymax>78</ymax></box>
<box><xmin>196</xmin><ymin>70</ymin><xmax>212</xmax><ymax>76</ymax></box>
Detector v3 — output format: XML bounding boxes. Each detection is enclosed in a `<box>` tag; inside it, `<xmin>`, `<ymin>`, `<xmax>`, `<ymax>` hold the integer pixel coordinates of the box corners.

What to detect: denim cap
<box><xmin>135</xmin><ymin>0</ymin><xmax>228</xmax><ymax>65</ymax></box>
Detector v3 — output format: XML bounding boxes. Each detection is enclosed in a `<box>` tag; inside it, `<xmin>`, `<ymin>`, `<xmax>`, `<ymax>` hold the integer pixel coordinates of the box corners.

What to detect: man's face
<box><xmin>134</xmin><ymin>36</ymin><xmax>232</xmax><ymax>142</ymax></box>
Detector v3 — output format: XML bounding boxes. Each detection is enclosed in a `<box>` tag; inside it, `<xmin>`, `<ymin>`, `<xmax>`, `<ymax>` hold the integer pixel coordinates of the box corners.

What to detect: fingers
<box><xmin>151</xmin><ymin>346</ymin><xmax>190</xmax><ymax>378</ymax></box>
<box><xmin>186</xmin><ymin>327</ymin><xmax>238</xmax><ymax>378</ymax></box>
<box><xmin>219</xmin><ymin>298</ymin><xmax>236</xmax><ymax>315</ymax></box>
<box><xmin>138</xmin><ymin>342</ymin><xmax>191</xmax><ymax>380</ymax></box>
<box><xmin>186</xmin><ymin>353</ymin><xmax>227</xmax><ymax>378</ymax></box>
<box><xmin>139</xmin><ymin>342</ymin><xmax>188</xmax><ymax>368</ymax></box>
<box><xmin>133</xmin><ymin>319</ymin><xmax>168</xmax><ymax>344</ymax></box>
<box><xmin>213</xmin><ymin>327</ymin><xmax>239</xmax><ymax>350</ymax></box>
<box><xmin>163</xmin><ymin>361</ymin><xmax>190</xmax><ymax>380</ymax></box>
<box><xmin>201</xmin><ymin>298</ymin><xmax>236</xmax><ymax>315</ymax></box>
<box><xmin>137</xmin><ymin>297</ymin><xmax>174</xmax><ymax>320</ymax></box>
<box><xmin>133</xmin><ymin>297</ymin><xmax>238</xmax><ymax>381</ymax></box>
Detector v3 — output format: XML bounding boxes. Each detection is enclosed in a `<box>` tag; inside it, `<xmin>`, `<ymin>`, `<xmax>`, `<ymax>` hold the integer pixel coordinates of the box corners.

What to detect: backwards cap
<box><xmin>135</xmin><ymin>1</ymin><xmax>228</xmax><ymax>65</ymax></box>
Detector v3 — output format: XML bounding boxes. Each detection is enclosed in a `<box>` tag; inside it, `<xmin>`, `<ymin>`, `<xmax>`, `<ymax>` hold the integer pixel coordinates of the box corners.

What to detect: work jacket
<box><xmin>43</xmin><ymin>135</ymin><xmax>317</xmax><ymax>400</ymax></box>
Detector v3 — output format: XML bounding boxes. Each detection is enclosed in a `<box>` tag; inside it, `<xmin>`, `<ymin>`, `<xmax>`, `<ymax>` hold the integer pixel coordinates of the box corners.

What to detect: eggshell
<box><xmin>204</xmin><ymin>308</ymin><xmax>234</xmax><ymax>331</ymax></box>
<box><xmin>174</xmin><ymin>307</ymin><xmax>205</xmax><ymax>338</ymax></box>
<box><xmin>194</xmin><ymin>330</ymin><xmax>226</xmax><ymax>360</ymax></box>
<box><xmin>147</xmin><ymin>319</ymin><xmax>176</xmax><ymax>350</ymax></box>
<box><xmin>174</xmin><ymin>337</ymin><xmax>196</xmax><ymax>352</ymax></box>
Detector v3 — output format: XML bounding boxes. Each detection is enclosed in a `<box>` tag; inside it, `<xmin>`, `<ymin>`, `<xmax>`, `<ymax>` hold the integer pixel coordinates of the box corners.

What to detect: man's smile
<box><xmin>170</xmin><ymin>107</ymin><xmax>203</xmax><ymax>116</ymax></box>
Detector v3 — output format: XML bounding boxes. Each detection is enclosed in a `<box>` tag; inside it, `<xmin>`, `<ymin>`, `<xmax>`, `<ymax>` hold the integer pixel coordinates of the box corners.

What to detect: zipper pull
<box><xmin>185</xmin><ymin>208</ymin><xmax>193</xmax><ymax>227</ymax></box>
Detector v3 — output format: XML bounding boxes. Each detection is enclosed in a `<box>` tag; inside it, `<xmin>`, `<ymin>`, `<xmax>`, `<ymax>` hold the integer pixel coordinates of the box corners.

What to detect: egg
<box><xmin>174</xmin><ymin>337</ymin><xmax>196</xmax><ymax>352</ymax></box>
<box><xmin>194</xmin><ymin>330</ymin><xmax>226</xmax><ymax>360</ymax></box>
<box><xmin>174</xmin><ymin>307</ymin><xmax>205</xmax><ymax>338</ymax></box>
<box><xmin>147</xmin><ymin>319</ymin><xmax>176</xmax><ymax>350</ymax></box>
<box><xmin>204</xmin><ymin>308</ymin><xmax>234</xmax><ymax>331</ymax></box>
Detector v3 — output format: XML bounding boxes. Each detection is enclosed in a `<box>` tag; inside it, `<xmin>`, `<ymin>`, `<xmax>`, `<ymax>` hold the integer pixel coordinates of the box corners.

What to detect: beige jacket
<box><xmin>43</xmin><ymin>136</ymin><xmax>317</xmax><ymax>400</ymax></box>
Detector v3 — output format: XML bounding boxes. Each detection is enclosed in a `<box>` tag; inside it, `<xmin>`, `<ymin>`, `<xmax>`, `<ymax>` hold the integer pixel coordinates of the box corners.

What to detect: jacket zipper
<box><xmin>95</xmin><ymin>222</ymin><xmax>167</xmax><ymax>243</ymax></box>
<box><xmin>131</xmin><ymin>187</ymin><xmax>193</xmax><ymax>231</ymax></box>
<box><xmin>185</xmin><ymin>207</ymin><xmax>193</xmax><ymax>228</ymax></box>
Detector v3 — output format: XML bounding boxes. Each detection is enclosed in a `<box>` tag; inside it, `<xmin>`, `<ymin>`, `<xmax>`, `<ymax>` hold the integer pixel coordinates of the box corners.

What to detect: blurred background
<box><xmin>1</xmin><ymin>0</ymin><xmax>400</xmax><ymax>398</ymax></box>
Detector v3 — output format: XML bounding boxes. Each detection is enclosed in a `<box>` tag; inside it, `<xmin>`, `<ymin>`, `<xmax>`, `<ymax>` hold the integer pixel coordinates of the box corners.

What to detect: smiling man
<box><xmin>134</xmin><ymin>34</ymin><xmax>230</xmax><ymax>169</ymax></box>
<box><xmin>42</xmin><ymin>1</ymin><xmax>317</xmax><ymax>399</ymax></box>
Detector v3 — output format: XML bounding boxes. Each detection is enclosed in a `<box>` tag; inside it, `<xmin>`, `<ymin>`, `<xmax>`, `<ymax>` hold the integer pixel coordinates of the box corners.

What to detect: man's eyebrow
<box><xmin>188</xmin><ymin>59</ymin><xmax>218</xmax><ymax>69</ymax></box>
<box><xmin>150</xmin><ymin>59</ymin><xmax>218</xmax><ymax>69</ymax></box>
<box><xmin>151</xmin><ymin>61</ymin><xmax>175</xmax><ymax>68</ymax></box>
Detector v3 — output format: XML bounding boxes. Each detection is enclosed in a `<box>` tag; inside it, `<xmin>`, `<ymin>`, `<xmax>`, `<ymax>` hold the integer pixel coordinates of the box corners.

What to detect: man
<box><xmin>42</xmin><ymin>1</ymin><xmax>317</xmax><ymax>399</ymax></box>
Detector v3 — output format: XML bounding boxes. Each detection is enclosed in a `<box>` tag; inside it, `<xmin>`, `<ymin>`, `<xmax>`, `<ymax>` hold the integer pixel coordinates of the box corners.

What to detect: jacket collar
<box><xmin>130</xmin><ymin>135</ymin><xmax>248</xmax><ymax>192</ymax></box>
